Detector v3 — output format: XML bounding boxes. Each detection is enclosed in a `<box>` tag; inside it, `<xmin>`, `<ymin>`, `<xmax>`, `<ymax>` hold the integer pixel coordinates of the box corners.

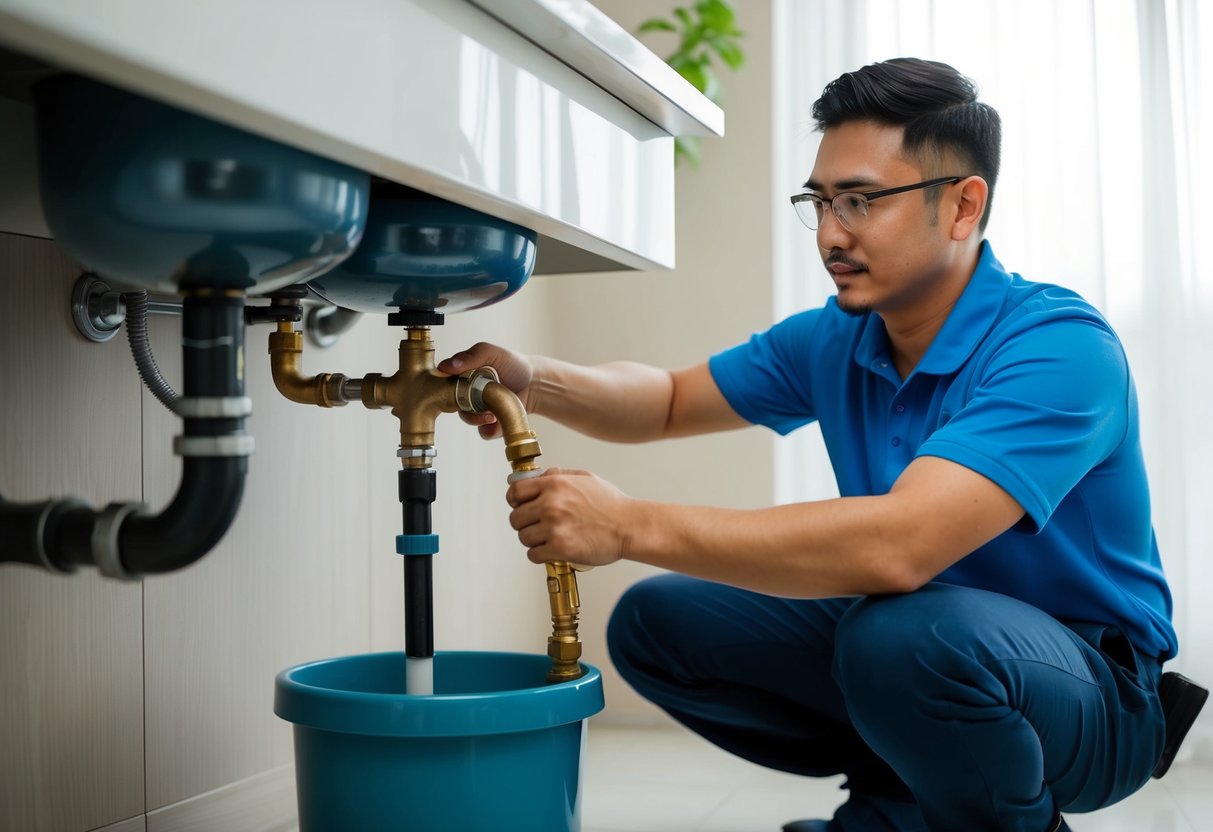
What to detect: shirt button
<box><xmin>891</xmin><ymin>437</ymin><xmax>901</xmax><ymax>447</ymax></box>
<box><xmin>895</xmin><ymin>404</ymin><xmax>905</xmax><ymax>413</ymax></box>
<box><xmin>879</xmin><ymin>361</ymin><xmax>889</xmax><ymax>368</ymax></box>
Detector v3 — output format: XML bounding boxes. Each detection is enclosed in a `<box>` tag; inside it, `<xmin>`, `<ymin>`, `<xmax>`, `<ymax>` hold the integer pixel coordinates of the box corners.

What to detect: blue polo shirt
<box><xmin>709</xmin><ymin>242</ymin><xmax>1176</xmax><ymax>659</ymax></box>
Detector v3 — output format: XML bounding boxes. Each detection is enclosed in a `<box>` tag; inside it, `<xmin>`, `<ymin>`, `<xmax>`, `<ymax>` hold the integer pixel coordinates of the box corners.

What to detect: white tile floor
<box><xmin>581</xmin><ymin>720</ymin><xmax>1213</xmax><ymax>832</ymax></box>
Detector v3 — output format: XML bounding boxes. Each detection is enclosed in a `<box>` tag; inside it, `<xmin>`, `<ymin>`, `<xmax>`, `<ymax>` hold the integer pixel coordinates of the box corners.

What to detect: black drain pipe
<box><xmin>0</xmin><ymin>291</ymin><xmax>252</xmax><ymax>578</ymax></box>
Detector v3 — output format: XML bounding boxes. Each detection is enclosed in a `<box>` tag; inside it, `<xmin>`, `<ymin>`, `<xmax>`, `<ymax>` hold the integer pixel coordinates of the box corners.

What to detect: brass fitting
<box><xmin>361</xmin><ymin>328</ymin><xmax>460</xmax><ymax>453</ymax></box>
<box><xmin>268</xmin><ymin>321</ymin><xmax>351</xmax><ymax>407</ymax></box>
<box><xmin>481</xmin><ymin>382</ymin><xmax>543</xmax><ymax>471</ymax></box>
<box><xmin>464</xmin><ymin>377</ymin><xmax>586</xmax><ymax>684</ymax></box>
<box><xmin>544</xmin><ymin>562</ymin><xmax>585</xmax><ymax>683</ymax></box>
<box><xmin>269</xmin><ymin>323</ymin><xmax>461</xmax><ymax>455</ymax></box>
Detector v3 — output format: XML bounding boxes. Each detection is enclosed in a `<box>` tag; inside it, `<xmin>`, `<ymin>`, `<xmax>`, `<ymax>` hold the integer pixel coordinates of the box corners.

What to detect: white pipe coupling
<box><xmin>172</xmin><ymin>396</ymin><xmax>253</xmax><ymax>419</ymax></box>
<box><xmin>173</xmin><ymin>434</ymin><xmax>256</xmax><ymax>457</ymax></box>
<box><xmin>92</xmin><ymin>501</ymin><xmax>148</xmax><ymax>581</ymax></box>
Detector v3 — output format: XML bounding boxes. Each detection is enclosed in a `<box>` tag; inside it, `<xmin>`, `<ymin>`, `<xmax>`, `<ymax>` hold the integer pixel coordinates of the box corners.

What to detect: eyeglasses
<box><xmin>790</xmin><ymin>177</ymin><xmax>963</xmax><ymax>232</ymax></box>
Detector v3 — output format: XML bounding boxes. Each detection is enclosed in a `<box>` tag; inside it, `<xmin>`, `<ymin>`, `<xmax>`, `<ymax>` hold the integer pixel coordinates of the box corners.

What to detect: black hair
<box><xmin>812</xmin><ymin>58</ymin><xmax>1001</xmax><ymax>230</ymax></box>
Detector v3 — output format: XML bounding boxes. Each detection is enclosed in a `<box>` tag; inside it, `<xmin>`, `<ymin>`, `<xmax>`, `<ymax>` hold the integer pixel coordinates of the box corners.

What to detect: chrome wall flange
<box><xmin>71</xmin><ymin>273</ymin><xmax>125</xmax><ymax>343</ymax></box>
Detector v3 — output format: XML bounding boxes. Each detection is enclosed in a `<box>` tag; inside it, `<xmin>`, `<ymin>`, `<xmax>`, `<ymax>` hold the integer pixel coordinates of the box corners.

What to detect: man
<box><xmin>439</xmin><ymin>58</ymin><xmax>1174</xmax><ymax>832</ymax></box>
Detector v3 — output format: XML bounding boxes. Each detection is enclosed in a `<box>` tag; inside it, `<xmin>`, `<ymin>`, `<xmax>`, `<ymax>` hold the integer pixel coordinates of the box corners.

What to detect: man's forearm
<box><xmin>527</xmin><ymin>356</ymin><xmax>676</xmax><ymax>442</ymax></box>
<box><xmin>610</xmin><ymin>456</ymin><xmax>1024</xmax><ymax>597</ymax></box>
<box><xmin>621</xmin><ymin>496</ymin><xmax>916</xmax><ymax>598</ymax></box>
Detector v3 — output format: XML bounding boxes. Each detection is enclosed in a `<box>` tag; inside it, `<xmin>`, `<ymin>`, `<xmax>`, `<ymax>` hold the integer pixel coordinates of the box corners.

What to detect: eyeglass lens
<box><xmin>794</xmin><ymin>194</ymin><xmax>868</xmax><ymax>231</ymax></box>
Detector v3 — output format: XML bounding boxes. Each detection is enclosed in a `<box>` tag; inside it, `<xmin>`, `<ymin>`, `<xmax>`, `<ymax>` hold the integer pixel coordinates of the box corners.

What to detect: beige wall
<box><xmin>0</xmin><ymin>2</ymin><xmax>779</xmax><ymax>828</ymax></box>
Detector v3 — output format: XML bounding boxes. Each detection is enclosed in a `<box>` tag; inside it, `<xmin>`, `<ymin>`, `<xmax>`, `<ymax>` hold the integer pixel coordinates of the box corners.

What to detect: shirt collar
<box><xmin>853</xmin><ymin>241</ymin><xmax>1011</xmax><ymax>378</ymax></box>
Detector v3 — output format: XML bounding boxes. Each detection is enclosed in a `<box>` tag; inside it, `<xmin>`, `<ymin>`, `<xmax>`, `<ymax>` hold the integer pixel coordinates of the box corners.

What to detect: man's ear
<box><xmin>951</xmin><ymin>176</ymin><xmax>989</xmax><ymax>241</ymax></box>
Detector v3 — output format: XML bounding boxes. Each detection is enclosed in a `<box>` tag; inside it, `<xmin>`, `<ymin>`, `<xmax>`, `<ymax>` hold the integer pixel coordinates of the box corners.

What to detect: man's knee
<box><xmin>606</xmin><ymin>573</ymin><xmax>686</xmax><ymax>673</ymax></box>
<box><xmin>833</xmin><ymin>584</ymin><xmax>987</xmax><ymax>698</ymax></box>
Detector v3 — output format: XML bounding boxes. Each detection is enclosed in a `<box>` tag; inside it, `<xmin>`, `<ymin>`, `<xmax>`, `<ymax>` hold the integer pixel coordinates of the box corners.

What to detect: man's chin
<box><xmin>835</xmin><ymin>294</ymin><xmax>872</xmax><ymax>317</ymax></box>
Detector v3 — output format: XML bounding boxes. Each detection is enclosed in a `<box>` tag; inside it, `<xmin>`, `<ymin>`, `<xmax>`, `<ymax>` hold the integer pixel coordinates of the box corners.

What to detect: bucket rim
<box><xmin>274</xmin><ymin>650</ymin><xmax>604</xmax><ymax>738</ymax></box>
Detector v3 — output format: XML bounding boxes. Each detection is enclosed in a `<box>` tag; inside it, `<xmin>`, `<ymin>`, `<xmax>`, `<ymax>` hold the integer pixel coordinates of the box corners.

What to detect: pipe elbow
<box><xmin>481</xmin><ymin>382</ymin><xmax>543</xmax><ymax>469</ymax></box>
<box><xmin>269</xmin><ymin>329</ymin><xmax>347</xmax><ymax>407</ymax></box>
<box><xmin>2</xmin><ymin>292</ymin><xmax>252</xmax><ymax>578</ymax></box>
<box><xmin>480</xmin><ymin>381</ymin><xmax>533</xmax><ymax>439</ymax></box>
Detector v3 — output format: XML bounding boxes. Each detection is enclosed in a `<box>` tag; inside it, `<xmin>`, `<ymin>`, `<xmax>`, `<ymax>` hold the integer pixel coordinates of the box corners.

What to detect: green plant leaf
<box><xmin>666</xmin><ymin>47</ymin><xmax>693</xmax><ymax>67</ymax></box>
<box><xmin>708</xmin><ymin>38</ymin><xmax>745</xmax><ymax>69</ymax></box>
<box><xmin>638</xmin><ymin>17</ymin><xmax>677</xmax><ymax>33</ymax></box>
<box><xmin>636</xmin><ymin>1</ymin><xmax>745</xmax><ymax>170</ymax></box>
<box><xmin>674</xmin><ymin>58</ymin><xmax>709</xmax><ymax>94</ymax></box>
<box><xmin>681</xmin><ymin>23</ymin><xmax>708</xmax><ymax>53</ymax></box>
<box><xmin>695</xmin><ymin>0</ymin><xmax>735</xmax><ymax>32</ymax></box>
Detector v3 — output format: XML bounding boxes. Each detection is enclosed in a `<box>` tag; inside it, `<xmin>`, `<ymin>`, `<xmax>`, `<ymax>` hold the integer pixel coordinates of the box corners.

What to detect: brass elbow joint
<box><xmin>456</xmin><ymin>370</ymin><xmax>542</xmax><ymax>473</ymax></box>
<box><xmin>482</xmin><ymin>382</ymin><xmax>543</xmax><ymax>473</ymax></box>
<box><xmin>268</xmin><ymin>323</ymin><xmax>350</xmax><ymax>407</ymax></box>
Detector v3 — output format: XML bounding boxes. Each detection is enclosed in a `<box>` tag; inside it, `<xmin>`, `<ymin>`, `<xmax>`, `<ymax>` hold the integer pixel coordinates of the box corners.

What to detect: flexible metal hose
<box><xmin>125</xmin><ymin>290</ymin><xmax>179</xmax><ymax>409</ymax></box>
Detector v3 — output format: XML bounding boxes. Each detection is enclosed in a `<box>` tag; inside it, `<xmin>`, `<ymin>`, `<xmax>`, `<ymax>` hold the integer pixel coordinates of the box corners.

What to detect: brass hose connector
<box><xmin>542</xmin><ymin>562</ymin><xmax>585</xmax><ymax>683</ymax></box>
<box><xmin>464</xmin><ymin>375</ymin><xmax>586</xmax><ymax>684</ymax></box>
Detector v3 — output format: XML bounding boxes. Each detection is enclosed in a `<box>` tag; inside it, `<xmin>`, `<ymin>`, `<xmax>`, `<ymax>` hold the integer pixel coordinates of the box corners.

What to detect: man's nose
<box><xmin>816</xmin><ymin>206</ymin><xmax>853</xmax><ymax>250</ymax></box>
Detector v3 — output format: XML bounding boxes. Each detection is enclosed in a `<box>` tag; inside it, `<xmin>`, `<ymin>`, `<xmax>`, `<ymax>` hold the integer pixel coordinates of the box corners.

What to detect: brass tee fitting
<box><xmin>360</xmin><ymin>328</ymin><xmax>459</xmax><ymax>453</ymax></box>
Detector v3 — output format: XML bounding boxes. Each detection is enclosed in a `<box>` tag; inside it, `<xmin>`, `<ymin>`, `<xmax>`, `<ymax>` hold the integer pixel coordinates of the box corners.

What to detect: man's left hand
<box><xmin>507</xmin><ymin>468</ymin><xmax>633</xmax><ymax>566</ymax></box>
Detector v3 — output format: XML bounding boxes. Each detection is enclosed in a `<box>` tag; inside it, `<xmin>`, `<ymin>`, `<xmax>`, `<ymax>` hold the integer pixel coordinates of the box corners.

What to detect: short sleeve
<box><xmin>708</xmin><ymin>308</ymin><xmax>822</xmax><ymax>436</ymax></box>
<box><xmin>916</xmin><ymin>316</ymin><xmax>1130</xmax><ymax>532</ymax></box>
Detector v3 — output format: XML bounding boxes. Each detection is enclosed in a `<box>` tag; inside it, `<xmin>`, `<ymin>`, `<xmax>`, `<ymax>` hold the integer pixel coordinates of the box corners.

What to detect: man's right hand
<box><xmin>440</xmin><ymin>345</ymin><xmax>743</xmax><ymax>443</ymax></box>
<box><xmin>437</xmin><ymin>342</ymin><xmax>535</xmax><ymax>439</ymax></box>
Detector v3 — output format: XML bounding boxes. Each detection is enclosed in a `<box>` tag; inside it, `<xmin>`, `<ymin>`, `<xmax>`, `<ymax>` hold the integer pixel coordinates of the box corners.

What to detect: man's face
<box><xmin>807</xmin><ymin>121</ymin><xmax>957</xmax><ymax>317</ymax></box>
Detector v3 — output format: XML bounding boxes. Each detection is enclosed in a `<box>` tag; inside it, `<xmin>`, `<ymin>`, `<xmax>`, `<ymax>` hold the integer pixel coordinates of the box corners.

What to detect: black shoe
<box><xmin>781</xmin><ymin>822</ymin><xmax>833</xmax><ymax>832</ymax></box>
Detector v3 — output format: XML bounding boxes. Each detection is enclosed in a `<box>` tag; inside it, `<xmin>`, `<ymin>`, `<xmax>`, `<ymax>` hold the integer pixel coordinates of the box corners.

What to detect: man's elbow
<box><xmin>867</xmin><ymin>546</ymin><xmax>936</xmax><ymax>596</ymax></box>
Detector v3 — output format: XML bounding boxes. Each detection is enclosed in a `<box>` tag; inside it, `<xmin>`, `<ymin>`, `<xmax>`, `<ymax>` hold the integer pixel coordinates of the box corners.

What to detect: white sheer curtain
<box><xmin>772</xmin><ymin>0</ymin><xmax>1212</xmax><ymax>755</ymax></box>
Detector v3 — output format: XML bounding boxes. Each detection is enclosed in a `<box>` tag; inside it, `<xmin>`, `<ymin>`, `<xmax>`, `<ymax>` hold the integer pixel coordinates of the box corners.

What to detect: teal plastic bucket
<box><xmin>274</xmin><ymin>651</ymin><xmax>604</xmax><ymax>832</ymax></box>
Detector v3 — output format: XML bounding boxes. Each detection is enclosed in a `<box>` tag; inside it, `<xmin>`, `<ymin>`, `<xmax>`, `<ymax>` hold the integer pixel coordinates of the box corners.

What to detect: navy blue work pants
<box><xmin>606</xmin><ymin>577</ymin><xmax>1165</xmax><ymax>831</ymax></box>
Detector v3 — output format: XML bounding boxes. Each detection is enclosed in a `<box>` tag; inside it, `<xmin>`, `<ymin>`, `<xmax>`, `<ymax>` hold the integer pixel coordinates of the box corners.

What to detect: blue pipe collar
<box><xmin>396</xmin><ymin>533</ymin><xmax>439</xmax><ymax>556</ymax></box>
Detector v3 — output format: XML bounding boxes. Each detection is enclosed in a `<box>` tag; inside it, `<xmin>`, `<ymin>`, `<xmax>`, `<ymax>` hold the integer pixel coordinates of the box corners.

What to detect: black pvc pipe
<box><xmin>122</xmin><ymin>292</ymin><xmax>248</xmax><ymax>574</ymax></box>
<box><xmin>400</xmin><ymin>468</ymin><xmax>436</xmax><ymax>659</ymax></box>
<box><xmin>0</xmin><ymin>292</ymin><xmax>250</xmax><ymax>577</ymax></box>
<box><xmin>121</xmin><ymin>458</ymin><xmax>247</xmax><ymax>574</ymax></box>
<box><xmin>0</xmin><ymin>496</ymin><xmax>83</xmax><ymax>572</ymax></box>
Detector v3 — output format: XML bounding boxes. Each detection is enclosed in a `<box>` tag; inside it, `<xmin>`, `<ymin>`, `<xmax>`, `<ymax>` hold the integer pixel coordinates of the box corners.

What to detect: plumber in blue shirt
<box><xmin>439</xmin><ymin>58</ymin><xmax>1174</xmax><ymax>832</ymax></box>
